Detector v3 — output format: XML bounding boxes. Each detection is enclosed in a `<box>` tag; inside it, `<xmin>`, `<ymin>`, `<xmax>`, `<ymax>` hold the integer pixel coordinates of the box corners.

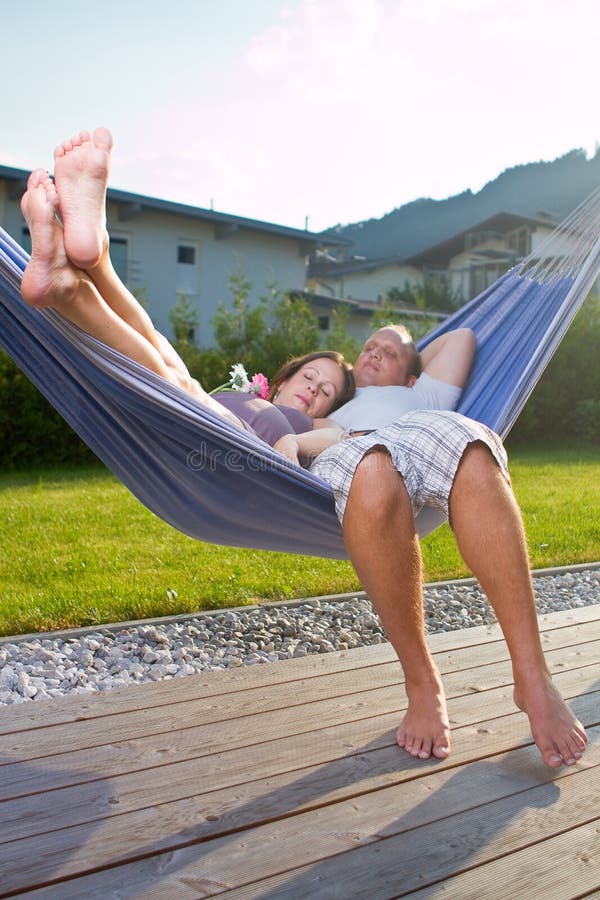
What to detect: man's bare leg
<box><xmin>20</xmin><ymin>170</ymin><xmax>241</xmax><ymax>425</ymax></box>
<box><xmin>343</xmin><ymin>450</ymin><xmax>451</xmax><ymax>760</ymax></box>
<box><xmin>449</xmin><ymin>443</ymin><xmax>587</xmax><ymax>768</ymax></box>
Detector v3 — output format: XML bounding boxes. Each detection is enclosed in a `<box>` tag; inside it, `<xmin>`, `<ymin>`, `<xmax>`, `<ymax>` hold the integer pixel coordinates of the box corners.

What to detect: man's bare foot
<box><xmin>396</xmin><ymin>676</ymin><xmax>451</xmax><ymax>760</ymax></box>
<box><xmin>514</xmin><ymin>673</ymin><xmax>587</xmax><ymax>768</ymax></box>
<box><xmin>20</xmin><ymin>170</ymin><xmax>78</xmax><ymax>308</ymax></box>
<box><xmin>53</xmin><ymin>127</ymin><xmax>113</xmax><ymax>269</ymax></box>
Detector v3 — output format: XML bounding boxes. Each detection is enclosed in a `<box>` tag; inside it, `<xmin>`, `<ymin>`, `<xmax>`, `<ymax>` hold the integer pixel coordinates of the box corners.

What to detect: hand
<box><xmin>273</xmin><ymin>434</ymin><xmax>300</xmax><ymax>465</ymax></box>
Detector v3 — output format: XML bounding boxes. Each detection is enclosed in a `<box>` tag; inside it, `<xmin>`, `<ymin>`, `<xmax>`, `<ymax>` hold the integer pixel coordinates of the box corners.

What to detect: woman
<box><xmin>213</xmin><ymin>350</ymin><xmax>354</xmax><ymax>447</ymax></box>
<box><xmin>19</xmin><ymin>142</ymin><xmax>353</xmax><ymax>451</ymax></box>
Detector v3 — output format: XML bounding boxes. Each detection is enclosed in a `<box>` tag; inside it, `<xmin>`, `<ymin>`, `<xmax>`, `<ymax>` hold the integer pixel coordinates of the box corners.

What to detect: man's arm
<box><xmin>420</xmin><ymin>327</ymin><xmax>476</xmax><ymax>388</ymax></box>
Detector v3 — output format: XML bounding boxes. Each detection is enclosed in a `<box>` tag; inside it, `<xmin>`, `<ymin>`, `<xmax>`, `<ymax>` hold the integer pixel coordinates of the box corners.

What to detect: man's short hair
<box><xmin>376</xmin><ymin>323</ymin><xmax>422</xmax><ymax>379</ymax></box>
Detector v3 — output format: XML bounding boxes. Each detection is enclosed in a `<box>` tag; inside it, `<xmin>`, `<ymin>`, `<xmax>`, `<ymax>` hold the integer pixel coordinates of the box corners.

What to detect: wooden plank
<box><xmin>8</xmin><ymin>729</ymin><xmax>600</xmax><ymax>898</ymax></box>
<box><xmin>2</xmin><ymin>605</ymin><xmax>599</xmax><ymax>735</ymax></box>
<box><xmin>3</xmin><ymin>632</ymin><xmax>599</xmax><ymax>765</ymax></box>
<box><xmin>1</xmin><ymin>653</ymin><xmax>598</xmax><ymax>804</ymax></box>
<box><xmin>221</xmin><ymin>770</ymin><xmax>600</xmax><ymax>900</ymax></box>
<box><xmin>406</xmin><ymin>821</ymin><xmax>600</xmax><ymax>899</ymax></box>
<box><xmin>0</xmin><ymin>612</ymin><xmax>598</xmax><ymax>898</ymax></box>
<box><xmin>2</xmin><ymin>651</ymin><xmax>598</xmax><ymax>801</ymax></box>
<box><xmin>7</xmin><ymin>687</ymin><xmax>598</xmax><ymax>845</ymax></box>
<box><xmin>1</xmin><ymin>689</ymin><xmax>598</xmax><ymax>894</ymax></box>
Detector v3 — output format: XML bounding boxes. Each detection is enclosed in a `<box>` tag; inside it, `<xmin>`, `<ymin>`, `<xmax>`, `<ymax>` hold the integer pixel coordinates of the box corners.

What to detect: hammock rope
<box><xmin>1</xmin><ymin>188</ymin><xmax>599</xmax><ymax>559</ymax></box>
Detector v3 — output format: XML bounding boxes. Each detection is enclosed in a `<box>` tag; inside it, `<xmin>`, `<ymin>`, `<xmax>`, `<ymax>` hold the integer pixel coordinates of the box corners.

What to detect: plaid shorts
<box><xmin>310</xmin><ymin>410</ymin><xmax>510</xmax><ymax>522</ymax></box>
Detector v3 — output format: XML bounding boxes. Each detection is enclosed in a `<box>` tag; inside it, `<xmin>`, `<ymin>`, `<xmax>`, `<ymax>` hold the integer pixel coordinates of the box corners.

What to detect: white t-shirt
<box><xmin>330</xmin><ymin>372</ymin><xmax>462</xmax><ymax>431</ymax></box>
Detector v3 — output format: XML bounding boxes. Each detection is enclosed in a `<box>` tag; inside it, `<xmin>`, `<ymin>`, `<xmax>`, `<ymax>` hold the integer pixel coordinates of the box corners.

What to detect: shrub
<box><xmin>0</xmin><ymin>350</ymin><xmax>93</xmax><ymax>467</ymax></box>
<box><xmin>510</xmin><ymin>291</ymin><xmax>600</xmax><ymax>445</ymax></box>
<box><xmin>564</xmin><ymin>399</ymin><xmax>600</xmax><ymax>444</ymax></box>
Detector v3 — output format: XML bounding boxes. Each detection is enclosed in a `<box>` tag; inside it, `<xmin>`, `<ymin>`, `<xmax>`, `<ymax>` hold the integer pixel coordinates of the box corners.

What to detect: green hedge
<box><xmin>509</xmin><ymin>291</ymin><xmax>600</xmax><ymax>446</ymax></box>
<box><xmin>0</xmin><ymin>351</ymin><xmax>94</xmax><ymax>467</ymax></box>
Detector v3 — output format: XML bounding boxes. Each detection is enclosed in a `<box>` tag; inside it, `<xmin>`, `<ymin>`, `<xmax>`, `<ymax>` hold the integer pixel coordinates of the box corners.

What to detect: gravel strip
<box><xmin>1</xmin><ymin>567</ymin><xmax>599</xmax><ymax>706</ymax></box>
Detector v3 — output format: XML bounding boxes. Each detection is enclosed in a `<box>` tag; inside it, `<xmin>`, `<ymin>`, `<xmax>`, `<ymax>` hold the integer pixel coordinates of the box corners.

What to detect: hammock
<box><xmin>1</xmin><ymin>190</ymin><xmax>599</xmax><ymax>559</ymax></box>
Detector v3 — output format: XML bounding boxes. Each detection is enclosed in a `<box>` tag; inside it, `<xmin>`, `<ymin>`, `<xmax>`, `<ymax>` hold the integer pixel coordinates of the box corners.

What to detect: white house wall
<box><xmin>105</xmin><ymin>204</ymin><xmax>308</xmax><ymax>344</ymax></box>
<box><xmin>0</xmin><ymin>178</ymin><xmax>311</xmax><ymax>349</ymax></box>
<box><xmin>530</xmin><ymin>225</ymin><xmax>577</xmax><ymax>260</ymax></box>
<box><xmin>322</xmin><ymin>263</ymin><xmax>421</xmax><ymax>302</ymax></box>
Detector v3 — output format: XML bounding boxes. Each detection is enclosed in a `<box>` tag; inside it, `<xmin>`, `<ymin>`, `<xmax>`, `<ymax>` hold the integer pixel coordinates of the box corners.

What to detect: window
<box><xmin>177</xmin><ymin>245</ymin><xmax>195</xmax><ymax>265</ymax></box>
<box><xmin>177</xmin><ymin>242</ymin><xmax>200</xmax><ymax>295</ymax></box>
<box><xmin>109</xmin><ymin>237</ymin><xmax>128</xmax><ymax>283</ymax></box>
<box><xmin>318</xmin><ymin>315</ymin><xmax>330</xmax><ymax>331</ymax></box>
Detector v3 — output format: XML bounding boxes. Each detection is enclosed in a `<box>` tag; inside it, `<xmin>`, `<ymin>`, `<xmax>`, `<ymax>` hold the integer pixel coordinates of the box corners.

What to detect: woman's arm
<box><xmin>273</xmin><ymin>425</ymin><xmax>345</xmax><ymax>465</ymax></box>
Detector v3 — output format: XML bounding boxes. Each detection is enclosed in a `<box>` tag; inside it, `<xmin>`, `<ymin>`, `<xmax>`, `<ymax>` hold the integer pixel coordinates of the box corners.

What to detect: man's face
<box><xmin>353</xmin><ymin>328</ymin><xmax>416</xmax><ymax>388</ymax></box>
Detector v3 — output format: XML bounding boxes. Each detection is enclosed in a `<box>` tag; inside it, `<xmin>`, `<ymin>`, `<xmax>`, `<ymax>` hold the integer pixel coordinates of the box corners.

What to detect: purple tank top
<box><xmin>213</xmin><ymin>392</ymin><xmax>312</xmax><ymax>446</ymax></box>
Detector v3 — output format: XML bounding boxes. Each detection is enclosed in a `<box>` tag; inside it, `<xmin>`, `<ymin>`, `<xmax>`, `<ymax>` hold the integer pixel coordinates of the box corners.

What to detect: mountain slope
<box><xmin>329</xmin><ymin>149</ymin><xmax>600</xmax><ymax>259</ymax></box>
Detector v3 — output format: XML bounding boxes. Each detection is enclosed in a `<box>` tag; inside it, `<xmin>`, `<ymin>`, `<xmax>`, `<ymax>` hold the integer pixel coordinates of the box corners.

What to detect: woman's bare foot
<box><xmin>20</xmin><ymin>170</ymin><xmax>79</xmax><ymax>308</ymax></box>
<box><xmin>53</xmin><ymin>127</ymin><xmax>113</xmax><ymax>269</ymax></box>
<box><xmin>514</xmin><ymin>673</ymin><xmax>587</xmax><ymax>768</ymax></box>
<box><xmin>396</xmin><ymin>675</ymin><xmax>451</xmax><ymax>760</ymax></box>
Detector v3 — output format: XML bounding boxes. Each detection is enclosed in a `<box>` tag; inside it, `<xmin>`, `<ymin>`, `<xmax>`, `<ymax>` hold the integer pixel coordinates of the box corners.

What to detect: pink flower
<box><xmin>249</xmin><ymin>372</ymin><xmax>269</xmax><ymax>399</ymax></box>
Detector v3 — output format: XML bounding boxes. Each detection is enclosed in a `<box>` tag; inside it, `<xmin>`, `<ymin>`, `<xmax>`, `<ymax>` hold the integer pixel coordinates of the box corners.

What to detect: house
<box><xmin>0</xmin><ymin>165</ymin><xmax>349</xmax><ymax>345</ymax></box>
<box><xmin>404</xmin><ymin>211</ymin><xmax>561</xmax><ymax>303</ymax></box>
<box><xmin>306</xmin><ymin>252</ymin><xmax>445</xmax><ymax>341</ymax></box>
<box><xmin>303</xmin><ymin>290</ymin><xmax>447</xmax><ymax>344</ymax></box>
<box><xmin>308</xmin><ymin>252</ymin><xmax>421</xmax><ymax>303</ymax></box>
<box><xmin>309</xmin><ymin>211</ymin><xmax>562</xmax><ymax>308</ymax></box>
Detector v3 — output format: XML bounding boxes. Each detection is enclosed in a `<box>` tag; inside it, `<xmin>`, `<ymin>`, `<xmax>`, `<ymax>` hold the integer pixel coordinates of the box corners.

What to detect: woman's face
<box><xmin>275</xmin><ymin>358</ymin><xmax>347</xmax><ymax>418</ymax></box>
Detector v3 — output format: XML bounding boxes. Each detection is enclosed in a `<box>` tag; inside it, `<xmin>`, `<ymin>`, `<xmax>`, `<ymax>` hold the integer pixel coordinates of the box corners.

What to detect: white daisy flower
<box><xmin>229</xmin><ymin>363</ymin><xmax>250</xmax><ymax>391</ymax></box>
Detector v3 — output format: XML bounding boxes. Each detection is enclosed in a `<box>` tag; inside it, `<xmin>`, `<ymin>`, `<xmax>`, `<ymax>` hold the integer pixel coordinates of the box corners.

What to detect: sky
<box><xmin>2</xmin><ymin>0</ymin><xmax>598</xmax><ymax>233</ymax></box>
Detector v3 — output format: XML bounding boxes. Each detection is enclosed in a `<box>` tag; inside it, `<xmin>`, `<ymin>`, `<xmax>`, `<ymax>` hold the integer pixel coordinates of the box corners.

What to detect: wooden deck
<box><xmin>1</xmin><ymin>605</ymin><xmax>599</xmax><ymax>899</ymax></box>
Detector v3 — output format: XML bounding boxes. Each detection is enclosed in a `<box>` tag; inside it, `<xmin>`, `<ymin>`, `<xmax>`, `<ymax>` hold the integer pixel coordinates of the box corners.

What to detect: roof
<box><xmin>291</xmin><ymin>290</ymin><xmax>447</xmax><ymax>321</ymax></box>
<box><xmin>309</xmin><ymin>252</ymin><xmax>410</xmax><ymax>278</ymax></box>
<box><xmin>0</xmin><ymin>164</ymin><xmax>350</xmax><ymax>250</ymax></box>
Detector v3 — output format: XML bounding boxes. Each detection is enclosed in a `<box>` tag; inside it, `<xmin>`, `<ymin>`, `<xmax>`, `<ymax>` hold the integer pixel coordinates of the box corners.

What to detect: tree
<box><xmin>169</xmin><ymin>293</ymin><xmax>198</xmax><ymax>345</ymax></box>
<box><xmin>212</xmin><ymin>270</ymin><xmax>268</xmax><ymax>375</ymax></box>
<box><xmin>325</xmin><ymin>305</ymin><xmax>361</xmax><ymax>362</ymax></box>
<box><xmin>260</xmin><ymin>283</ymin><xmax>320</xmax><ymax>373</ymax></box>
<box><xmin>211</xmin><ymin>274</ymin><xmax>321</xmax><ymax>377</ymax></box>
<box><xmin>370</xmin><ymin>295</ymin><xmax>436</xmax><ymax>342</ymax></box>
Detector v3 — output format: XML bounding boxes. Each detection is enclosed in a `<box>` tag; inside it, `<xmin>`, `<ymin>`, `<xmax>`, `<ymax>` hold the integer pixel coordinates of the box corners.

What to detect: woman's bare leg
<box><xmin>20</xmin><ymin>170</ymin><xmax>239</xmax><ymax>424</ymax></box>
<box><xmin>22</xmin><ymin>171</ymin><xmax>177</xmax><ymax>376</ymax></box>
<box><xmin>52</xmin><ymin>128</ymin><xmax>111</xmax><ymax>270</ymax></box>
<box><xmin>52</xmin><ymin>128</ymin><xmax>173</xmax><ymax>362</ymax></box>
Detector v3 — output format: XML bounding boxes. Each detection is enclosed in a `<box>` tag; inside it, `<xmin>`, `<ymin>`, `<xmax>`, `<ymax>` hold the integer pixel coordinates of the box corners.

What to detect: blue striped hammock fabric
<box><xmin>1</xmin><ymin>190</ymin><xmax>599</xmax><ymax>559</ymax></box>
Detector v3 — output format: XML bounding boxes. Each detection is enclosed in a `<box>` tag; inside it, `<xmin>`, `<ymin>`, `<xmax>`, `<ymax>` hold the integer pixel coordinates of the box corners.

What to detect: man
<box><xmin>329</xmin><ymin>323</ymin><xmax>474</xmax><ymax>430</ymax></box>
<box><xmin>310</xmin><ymin>324</ymin><xmax>587</xmax><ymax>769</ymax></box>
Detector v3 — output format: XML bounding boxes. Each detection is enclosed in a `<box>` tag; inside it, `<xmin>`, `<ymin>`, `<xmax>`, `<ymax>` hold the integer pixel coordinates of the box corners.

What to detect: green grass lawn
<box><xmin>1</xmin><ymin>446</ymin><xmax>599</xmax><ymax>637</ymax></box>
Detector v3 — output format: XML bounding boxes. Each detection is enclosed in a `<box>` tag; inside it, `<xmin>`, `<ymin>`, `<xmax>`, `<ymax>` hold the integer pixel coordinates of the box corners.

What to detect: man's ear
<box><xmin>407</xmin><ymin>375</ymin><xmax>417</xmax><ymax>388</ymax></box>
